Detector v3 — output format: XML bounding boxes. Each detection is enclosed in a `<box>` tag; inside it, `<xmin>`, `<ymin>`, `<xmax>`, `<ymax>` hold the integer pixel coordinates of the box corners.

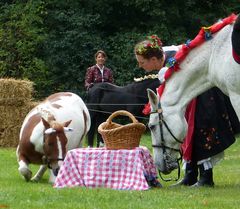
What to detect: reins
<box><xmin>149</xmin><ymin>109</ymin><xmax>183</xmax><ymax>182</ymax></box>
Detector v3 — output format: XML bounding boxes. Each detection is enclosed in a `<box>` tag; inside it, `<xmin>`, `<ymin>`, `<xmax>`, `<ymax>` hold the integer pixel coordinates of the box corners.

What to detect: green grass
<box><xmin>0</xmin><ymin>134</ymin><xmax>240</xmax><ymax>209</ymax></box>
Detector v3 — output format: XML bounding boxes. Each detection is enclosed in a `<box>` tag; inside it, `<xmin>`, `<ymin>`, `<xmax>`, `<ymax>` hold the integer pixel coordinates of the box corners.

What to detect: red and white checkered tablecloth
<box><xmin>54</xmin><ymin>146</ymin><xmax>158</xmax><ymax>190</ymax></box>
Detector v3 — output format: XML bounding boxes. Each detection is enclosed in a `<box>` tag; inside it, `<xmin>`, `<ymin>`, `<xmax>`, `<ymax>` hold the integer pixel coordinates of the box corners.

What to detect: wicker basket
<box><xmin>98</xmin><ymin>110</ymin><xmax>146</xmax><ymax>150</ymax></box>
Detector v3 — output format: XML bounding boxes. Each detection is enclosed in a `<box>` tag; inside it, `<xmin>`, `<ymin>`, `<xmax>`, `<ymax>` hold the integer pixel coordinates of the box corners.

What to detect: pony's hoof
<box><xmin>19</xmin><ymin>167</ymin><xmax>32</xmax><ymax>182</ymax></box>
<box><xmin>31</xmin><ymin>176</ymin><xmax>40</xmax><ymax>182</ymax></box>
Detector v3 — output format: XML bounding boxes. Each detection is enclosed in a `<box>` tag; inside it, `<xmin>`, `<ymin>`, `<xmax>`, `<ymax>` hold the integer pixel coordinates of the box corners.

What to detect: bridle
<box><xmin>42</xmin><ymin>155</ymin><xmax>64</xmax><ymax>169</ymax></box>
<box><xmin>42</xmin><ymin>133</ymin><xmax>65</xmax><ymax>169</ymax></box>
<box><xmin>149</xmin><ymin>108</ymin><xmax>183</xmax><ymax>182</ymax></box>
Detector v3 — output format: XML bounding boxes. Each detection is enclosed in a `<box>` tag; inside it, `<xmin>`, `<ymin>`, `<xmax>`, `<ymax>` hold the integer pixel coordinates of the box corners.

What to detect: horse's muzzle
<box><xmin>53</xmin><ymin>167</ymin><xmax>60</xmax><ymax>176</ymax></box>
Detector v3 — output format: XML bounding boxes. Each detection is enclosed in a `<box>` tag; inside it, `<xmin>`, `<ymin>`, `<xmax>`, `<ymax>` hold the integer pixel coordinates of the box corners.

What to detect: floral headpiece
<box><xmin>135</xmin><ymin>35</ymin><xmax>163</xmax><ymax>55</ymax></box>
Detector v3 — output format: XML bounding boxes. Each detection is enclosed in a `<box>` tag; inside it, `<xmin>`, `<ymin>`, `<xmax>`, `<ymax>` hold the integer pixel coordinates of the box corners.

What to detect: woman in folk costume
<box><xmin>134</xmin><ymin>34</ymin><xmax>240</xmax><ymax>187</ymax></box>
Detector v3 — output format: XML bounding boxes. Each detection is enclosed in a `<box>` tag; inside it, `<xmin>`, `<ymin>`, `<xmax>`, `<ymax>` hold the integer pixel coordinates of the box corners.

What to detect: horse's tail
<box><xmin>231</xmin><ymin>14</ymin><xmax>240</xmax><ymax>64</ymax></box>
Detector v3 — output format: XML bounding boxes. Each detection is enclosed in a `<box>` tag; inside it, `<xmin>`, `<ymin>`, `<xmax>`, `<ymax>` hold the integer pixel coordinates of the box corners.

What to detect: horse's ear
<box><xmin>147</xmin><ymin>88</ymin><xmax>158</xmax><ymax>110</ymax></box>
<box><xmin>63</xmin><ymin>120</ymin><xmax>72</xmax><ymax>127</ymax></box>
<box><xmin>42</xmin><ymin>117</ymin><xmax>50</xmax><ymax>129</ymax></box>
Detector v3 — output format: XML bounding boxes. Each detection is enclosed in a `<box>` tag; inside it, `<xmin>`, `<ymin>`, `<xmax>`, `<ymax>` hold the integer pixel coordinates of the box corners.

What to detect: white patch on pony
<box><xmin>31</xmin><ymin>123</ymin><xmax>45</xmax><ymax>153</ymax></box>
<box><xmin>57</xmin><ymin>138</ymin><xmax>63</xmax><ymax>160</ymax></box>
<box><xmin>18</xmin><ymin>160</ymin><xmax>28</xmax><ymax>170</ymax></box>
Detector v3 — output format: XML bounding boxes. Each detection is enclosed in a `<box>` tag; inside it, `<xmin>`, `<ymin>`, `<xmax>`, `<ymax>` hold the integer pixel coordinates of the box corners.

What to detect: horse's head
<box><xmin>42</xmin><ymin>117</ymin><xmax>73</xmax><ymax>176</ymax></box>
<box><xmin>147</xmin><ymin>89</ymin><xmax>187</xmax><ymax>175</ymax></box>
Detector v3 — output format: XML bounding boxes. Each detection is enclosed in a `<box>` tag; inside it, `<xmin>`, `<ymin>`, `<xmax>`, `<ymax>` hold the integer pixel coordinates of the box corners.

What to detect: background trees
<box><xmin>0</xmin><ymin>0</ymin><xmax>239</xmax><ymax>99</ymax></box>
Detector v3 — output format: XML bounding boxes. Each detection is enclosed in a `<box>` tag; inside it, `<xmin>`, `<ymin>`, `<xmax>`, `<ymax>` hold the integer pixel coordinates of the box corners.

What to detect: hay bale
<box><xmin>0</xmin><ymin>101</ymin><xmax>38</xmax><ymax>147</ymax></box>
<box><xmin>0</xmin><ymin>78</ymin><xmax>33</xmax><ymax>106</ymax></box>
<box><xmin>0</xmin><ymin>78</ymin><xmax>37</xmax><ymax>147</ymax></box>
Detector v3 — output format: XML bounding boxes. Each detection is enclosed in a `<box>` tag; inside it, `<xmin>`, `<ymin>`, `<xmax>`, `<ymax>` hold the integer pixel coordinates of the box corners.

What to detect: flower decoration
<box><xmin>135</xmin><ymin>34</ymin><xmax>163</xmax><ymax>55</ymax></box>
<box><xmin>166</xmin><ymin>57</ymin><xmax>176</xmax><ymax>68</ymax></box>
<box><xmin>203</xmin><ymin>26</ymin><xmax>212</xmax><ymax>40</ymax></box>
<box><xmin>185</xmin><ymin>39</ymin><xmax>191</xmax><ymax>47</ymax></box>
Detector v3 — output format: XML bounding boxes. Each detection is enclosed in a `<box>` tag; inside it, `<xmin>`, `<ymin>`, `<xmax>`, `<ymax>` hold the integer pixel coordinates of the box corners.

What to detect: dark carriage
<box><xmin>86</xmin><ymin>77</ymin><xmax>160</xmax><ymax>147</ymax></box>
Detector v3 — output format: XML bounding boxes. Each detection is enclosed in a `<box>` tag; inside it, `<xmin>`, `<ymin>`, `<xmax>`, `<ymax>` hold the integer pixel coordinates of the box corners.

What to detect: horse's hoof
<box><xmin>19</xmin><ymin>167</ymin><xmax>32</xmax><ymax>182</ymax></box>
<box><xmin>31</xmin><ymin>176</ymin><xmax>40</xmax><ymax>182</ymax></box>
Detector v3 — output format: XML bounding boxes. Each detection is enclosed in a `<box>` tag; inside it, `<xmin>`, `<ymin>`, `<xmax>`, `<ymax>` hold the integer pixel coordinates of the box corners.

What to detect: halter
<box><xmin>42</xmin><ymin>132</ymin><xmax>65</xmax><ymax>169</ymax></box>
<box><xmin>42</xmin><ymin>155</ymin><xmax>64</xmax><ymax>169</ymax></box>
<box><xmin>149</xmin><ymin>108</ymin><xmax>183</xmax><ymax>181</ymax></box>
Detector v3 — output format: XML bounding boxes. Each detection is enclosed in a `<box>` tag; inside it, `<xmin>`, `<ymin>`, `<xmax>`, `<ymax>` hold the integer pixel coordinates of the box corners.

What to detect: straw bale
<box><xmin>0</xmin><ymin>125</ymin><xmax>22</xmax><ymax>147</ymax></box>
<box><xmin>0</xmin><ymin>78</ymin><xmax>38</xmax><ymax>147</ymax></box>
<box><xmin>0</xmin><ymin>78</ymin><xmax>33</xmax><ymax>105</ymax></box>
<box><xmin>0</xmin><ymin>101</ymin><xmax>39</xmax><ymax>147</ymax></box>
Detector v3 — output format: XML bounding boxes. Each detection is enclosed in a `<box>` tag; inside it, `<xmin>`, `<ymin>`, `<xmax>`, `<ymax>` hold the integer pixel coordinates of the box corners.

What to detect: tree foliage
<box><xmin>0</xmin><ymin>0</ymin><xmax>239</xmax><ymax>98</ymax></box>
<box><xmin>0</xmin><ymin>1</ymin><xmax>48</xmax><ymax>94</ymax></box>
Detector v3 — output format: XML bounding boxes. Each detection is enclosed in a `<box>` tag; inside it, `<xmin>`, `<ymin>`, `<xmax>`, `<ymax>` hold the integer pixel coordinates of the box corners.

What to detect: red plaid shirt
<box><xmin>84</xmin><ymin>65</ymin><xmax>114</xmax><ymax>90</ymax></box>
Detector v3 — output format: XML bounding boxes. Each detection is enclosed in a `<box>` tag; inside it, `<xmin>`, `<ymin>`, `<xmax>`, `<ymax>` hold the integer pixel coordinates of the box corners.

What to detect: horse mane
<box><xmin>91</xmin><ymin>77</ymin><xmax>159</xmax><ymax>93</ymax></box>
<box><xmin>158</xmin><ymin>13</ymin><xmax>238</xmax><ymax>97</ymax></box>
<box><xmin>50</xmin><ymin>121</ymin><xmax>64</xmax><ymax>131</ymax></box>
<box><xmin>143</xmin><ymin>14</ymin><xmax>238</xmax><ymax>115</ymax></box>
<box><xmin>124</xmin><ymin>77</ymin><xmax>159</xmax><ymax>93</ymax></box>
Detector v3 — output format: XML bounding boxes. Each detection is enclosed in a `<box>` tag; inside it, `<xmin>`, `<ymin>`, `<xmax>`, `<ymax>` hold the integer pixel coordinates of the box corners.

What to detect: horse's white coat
<box><xmin>148</xmin><ymin>19</ymin><xmax>240</xmax><ymax>174</ymax></box>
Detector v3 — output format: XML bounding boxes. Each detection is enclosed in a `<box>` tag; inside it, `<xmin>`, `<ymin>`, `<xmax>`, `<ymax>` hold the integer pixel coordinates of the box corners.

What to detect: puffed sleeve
<box><xmin>158</xmin><ymin>67</ymin><xmax>168</xmax><ymax>83</ymax></box>
<box><xmin>85</xmin><ymin>67</ymin><xmax>94</xmax><ymax>90</ymax></box>
<box><xmin>103</xmin><ymin>67</ymin><xmax>114</xmax><ymax>83</ymax></box>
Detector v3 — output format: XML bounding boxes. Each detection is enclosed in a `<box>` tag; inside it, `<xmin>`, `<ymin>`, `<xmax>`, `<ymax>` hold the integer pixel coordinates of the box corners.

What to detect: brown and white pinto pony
<box><xmin>16</xmin><ymin>92</ymin><xmax>90</xmax><ymax>183</ymax></box>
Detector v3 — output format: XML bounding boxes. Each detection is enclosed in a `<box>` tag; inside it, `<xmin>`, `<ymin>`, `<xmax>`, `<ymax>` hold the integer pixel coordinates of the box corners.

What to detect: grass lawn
<box><xmin>0</xmin><ymin>134</ymin><xmax>240</xmax><ymax>209</ymax></box>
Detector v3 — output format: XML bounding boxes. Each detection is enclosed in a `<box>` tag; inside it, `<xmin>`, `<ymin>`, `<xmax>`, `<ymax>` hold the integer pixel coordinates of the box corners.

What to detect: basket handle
<box><xmin>106</xmin><ymin>110</ymin><xmax>139</xmax><ymax>124</ymax></box>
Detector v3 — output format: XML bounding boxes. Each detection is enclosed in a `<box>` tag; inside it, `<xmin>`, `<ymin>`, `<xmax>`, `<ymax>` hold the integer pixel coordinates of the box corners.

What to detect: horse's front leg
<box><xmin>96</xmin><ymin>114</ymin><xmax>107</xmax><ymax>147</ymax></box>
<box><xmin>87</xmin><ymin>115</ymin><xmax>96</xmax><ymax>147</ymax></box>
<box><xmin>97</xmin><ymin>132</ymin><xmax>104</xmax><ymax>147</ymax></box>
<box><xmin>31</xmin><ymin>165</ymin><xmax>47</xmax><ymax>182</ymax></box>
<box><xmin>17</xmin><ymin>159</ymin><xmax>32</xmax><ymax>182</ymax></box>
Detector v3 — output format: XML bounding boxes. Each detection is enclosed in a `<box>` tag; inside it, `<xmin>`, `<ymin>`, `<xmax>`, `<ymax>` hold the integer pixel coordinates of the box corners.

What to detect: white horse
<box><xmin>16</xmin><ymin>92</ymin><xmax>91</xmax><ymax>183</ymax></box>
<box><xmin>147</xmin><ymin>14</ymin><xmax>240</xmax><ymax>175</ymax></box>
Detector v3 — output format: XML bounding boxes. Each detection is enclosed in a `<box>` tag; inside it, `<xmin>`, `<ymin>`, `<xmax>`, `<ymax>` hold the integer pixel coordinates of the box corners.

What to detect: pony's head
<box><xmin>42</xmin><ymin>117</ymin><xmax>73</xmax><ymax>176</ymax></box>
<box><xmin>147</xmin><ymin>89</ymin><xmax>187</xmax><ymax>175</ymax></box>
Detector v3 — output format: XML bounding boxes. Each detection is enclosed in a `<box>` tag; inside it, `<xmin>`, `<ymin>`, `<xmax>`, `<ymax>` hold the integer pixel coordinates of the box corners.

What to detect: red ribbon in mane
<box><xmin>143</xmin><ymin>13</ymin><xmax>238</xmax><ymax>115</ymax></box>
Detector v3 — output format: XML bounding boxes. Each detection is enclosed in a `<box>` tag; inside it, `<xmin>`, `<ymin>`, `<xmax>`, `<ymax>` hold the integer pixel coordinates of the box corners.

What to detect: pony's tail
<box><xmin>231</xmin><ymin>14</ymin><xmax>240</xmax><ymax>64</ymax></box>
